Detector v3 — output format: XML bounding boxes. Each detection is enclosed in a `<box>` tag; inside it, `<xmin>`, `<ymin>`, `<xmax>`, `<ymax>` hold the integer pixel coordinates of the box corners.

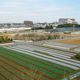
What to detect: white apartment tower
<box><xmin>59</xmin><ymin>18</ymin><xmax>77</xmax><ymax>24</ymax></box>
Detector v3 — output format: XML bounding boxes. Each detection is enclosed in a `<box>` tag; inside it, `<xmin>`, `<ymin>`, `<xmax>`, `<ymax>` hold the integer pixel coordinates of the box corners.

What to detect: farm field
<box><xmin>56</xmin><ymin>39</ymin><xmax>80</xmax><ymax>45</ymax></box>
<box><xmin>0</xmin><ymin>41</ymin><xmax>80</xmax><ymax>80</ymax></box>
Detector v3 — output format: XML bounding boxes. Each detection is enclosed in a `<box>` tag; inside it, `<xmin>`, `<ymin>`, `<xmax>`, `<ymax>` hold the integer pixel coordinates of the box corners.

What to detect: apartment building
<box><xmin>59</xmin><ymin>18</ymin><xmax>77</xmax><ymax>24</ymax></box>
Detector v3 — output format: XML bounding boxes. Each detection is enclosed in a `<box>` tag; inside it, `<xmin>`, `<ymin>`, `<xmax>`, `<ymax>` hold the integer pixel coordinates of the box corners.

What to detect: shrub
<box><xmin>0</xmin><ymin>36</ymin><xmax>13</xmax><ymax>43</ymax></box>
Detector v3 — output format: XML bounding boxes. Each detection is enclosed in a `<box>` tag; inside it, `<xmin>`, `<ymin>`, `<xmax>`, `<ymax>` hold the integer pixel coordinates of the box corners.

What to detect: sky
<box><xmin>0</xmin><ymin>0</ymin><xmax>80</xmax><ymax>23</ymax></box>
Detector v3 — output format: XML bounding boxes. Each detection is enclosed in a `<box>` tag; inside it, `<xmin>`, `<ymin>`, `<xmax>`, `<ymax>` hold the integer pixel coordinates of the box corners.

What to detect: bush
<box><xmin>72</xmin><ymin>54</ymin><xmax>80</xmax><ymax>61</ymax></box>
<box><xmin>75</xmin><ymin>55</ymin><xmax>80</xmax><ymax>60</ymax></box>
<box><xmin>0</xmin><ymin>36</ymin><xmax>13</xmax><ymax>43</ymax></box>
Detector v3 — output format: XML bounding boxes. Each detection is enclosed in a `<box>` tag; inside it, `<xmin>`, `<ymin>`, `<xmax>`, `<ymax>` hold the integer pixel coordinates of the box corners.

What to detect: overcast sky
<box><xmin>0</xmin><ymin>0</ymin><xmax>80</xmax><ymax>23</ymax></box>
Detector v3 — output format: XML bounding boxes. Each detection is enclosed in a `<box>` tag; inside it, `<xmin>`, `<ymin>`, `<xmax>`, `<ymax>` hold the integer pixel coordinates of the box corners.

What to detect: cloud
<box><xmin>0</xmin><ymin>11</ymin><xmax>11</xmax><ymax>14</ymax></box>
<box><xmin>0</xmin><ymin>0</ymin><xmax>79</xmax><ymax>23</ymax></box>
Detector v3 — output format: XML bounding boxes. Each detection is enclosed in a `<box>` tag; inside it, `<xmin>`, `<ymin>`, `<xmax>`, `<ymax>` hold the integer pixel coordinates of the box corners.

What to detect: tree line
<box><xmin>32</xmin><ymin>24</ymin><xmax>80</xmax><ymax>30</ymax></box>
<box><xmin>58</xmin><ymin>24</ymin><xmax>80</xmax><ymax>28</ymax></box>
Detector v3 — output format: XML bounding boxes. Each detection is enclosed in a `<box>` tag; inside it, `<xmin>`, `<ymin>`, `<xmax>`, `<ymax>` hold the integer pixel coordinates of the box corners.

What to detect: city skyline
<box><xmin>0</xmin><ymin>0</ymin><xmax>80</xmax><ymax>23</ymax></box>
